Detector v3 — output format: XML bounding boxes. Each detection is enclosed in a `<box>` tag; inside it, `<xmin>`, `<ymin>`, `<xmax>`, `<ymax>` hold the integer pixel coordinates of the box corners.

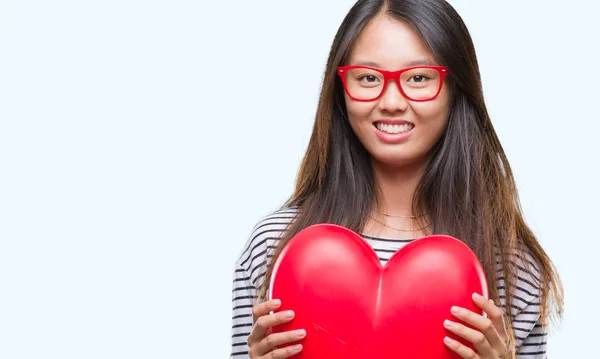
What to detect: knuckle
<box><xmin>256</xmin><ymin>316</ymin><xmax>267</xmax><ymax>329</ymax></box>
<box><xmin>483</xmin><ymin>319</ymin><xmax>493</xmax><ymax>331</ymax></box>
<box><xmin>265</xmin><ymin>335</ymin><xmax>275</xmax><ymax>348</ymax></box>
<box><xmin>247</xmin><ymin>331</ymin><xmax>257</xmax><ymax>346</ymax></box>
<box><xmin>248</xmin><ymin>347</ymin><xmax>257</xmax><ymax>358</ymax></box>
<box><xmin>270</xmin><ymin>350</ymin><xmax>279</xmax><ymax>359</ymax></box>
<box><xmin>474</xmin><ymin>332</ymin><xmax>486</xmax><ymax>344</ymax></box>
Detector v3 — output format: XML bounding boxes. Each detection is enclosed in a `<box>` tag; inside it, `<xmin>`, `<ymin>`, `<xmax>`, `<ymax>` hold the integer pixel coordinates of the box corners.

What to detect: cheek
<box><xmin>346</xmin><ymin>99</ymin><xmax>374</xmax><ymax>117</ymax></box>
<box><xmin>412</xmin><ymin>103</ymin><xmax>449</xmax><ymax>125</ymax></box>
<box><xmin>345</xmin><ymin>96</ymin><xmax>376</xmax><ymax>127</ymax></box>
<box><xmin>412</xmin><ymin>92</ymin><xmax>452</xmax><ymax>129</ymax></box>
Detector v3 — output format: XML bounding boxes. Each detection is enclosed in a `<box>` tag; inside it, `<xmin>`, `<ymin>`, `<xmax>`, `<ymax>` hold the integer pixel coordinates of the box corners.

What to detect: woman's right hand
<box><xmin>247</xmin><ymin>299</ymin><xmax>306</xmax><ymax>358</ymax></box>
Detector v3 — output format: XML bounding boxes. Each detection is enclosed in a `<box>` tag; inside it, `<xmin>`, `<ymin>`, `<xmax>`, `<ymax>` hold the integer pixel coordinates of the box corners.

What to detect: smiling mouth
<box><xmin>374</xmin><ymin>122</ymin><xmax>414</xmax><ymax>134</ymax></box>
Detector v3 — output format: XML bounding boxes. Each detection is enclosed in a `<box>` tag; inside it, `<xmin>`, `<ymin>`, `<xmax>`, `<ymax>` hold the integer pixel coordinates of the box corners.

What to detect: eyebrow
<box><xmin>352</xmin><ymin>59</ymin><xmax>435</xmax><ymax>68</ymax></box>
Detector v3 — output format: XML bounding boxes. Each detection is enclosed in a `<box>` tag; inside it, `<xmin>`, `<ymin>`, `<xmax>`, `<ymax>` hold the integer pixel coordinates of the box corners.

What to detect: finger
<box><xmin>444</xmin><ymin>319</ymin><xmax>493</xmax><ymax>356</ymax></box>
<box><xmin>254</xmin><ymin>329</ymin><xmax>306</xmax><ymax>355</ymax></box>
<box><xmin>444</xmin><ymin>336</ymin><xmax>480</xmax><ymax>359</ymax></box>
<box><xmin>252</xmin><ymin>299</ymin><xmax>282</xmax><ymax>323</ymax></box>
<box><xmin>473</xmin><ymin>294</ymin><xmax>509</xmax><ymax>344</ymax></box>
<box><xmin>248</xmin><ymin>309</ymin><xmax>295</xmax><ymax>346</ymax></box>
<box><xmin>259</xmin><ymin>344</ymin><xmax>303</xmax><ymax>359</ymax></box>
<box><xmin>451</xmin><ymin>303</ymin><xmax>504</xmax><ymax>350</ymax></box>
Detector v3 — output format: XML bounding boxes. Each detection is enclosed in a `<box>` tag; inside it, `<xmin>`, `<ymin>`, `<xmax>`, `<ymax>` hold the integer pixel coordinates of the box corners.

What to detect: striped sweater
<box><xmin>231</xmin><ymin>207</ymin><xmax>548</xmax><ymax>358</ymax></box>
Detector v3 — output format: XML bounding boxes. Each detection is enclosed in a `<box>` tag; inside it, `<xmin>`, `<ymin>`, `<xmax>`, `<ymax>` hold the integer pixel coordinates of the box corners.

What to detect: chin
<box><xmin>372</xmin><ymin>152</ymin><xmax>416</xmax><ymax>168</ymax></box>
<box><xmin>369</xmin><ymin>146</ymin><xmax>431</xmax><ymax>169</ymax></box>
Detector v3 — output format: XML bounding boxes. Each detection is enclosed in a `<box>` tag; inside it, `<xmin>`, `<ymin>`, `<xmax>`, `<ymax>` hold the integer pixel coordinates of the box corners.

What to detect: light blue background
<box><xmin>0</xmin><ymin>1</ymin><xmax>598</xmax><ymax>358</ymax></box>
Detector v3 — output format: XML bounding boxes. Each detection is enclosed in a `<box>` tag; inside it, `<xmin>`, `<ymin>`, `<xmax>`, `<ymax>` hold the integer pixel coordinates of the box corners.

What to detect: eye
<box><xmin>409</xmin><ymin>74</ymin><xmax>430</xmax><ymax>83</ymax></box>
<box><xmin>357</xmin><ymin>75</ymin><xmax>380</xmax><ymax>83</ymax></box>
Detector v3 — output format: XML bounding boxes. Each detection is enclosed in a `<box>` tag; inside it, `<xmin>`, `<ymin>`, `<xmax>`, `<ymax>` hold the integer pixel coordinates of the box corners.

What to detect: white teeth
<box><xmin>375</xmin><ymin>123</ymin><xmax>414</xmax><ymax>134</ymax></box>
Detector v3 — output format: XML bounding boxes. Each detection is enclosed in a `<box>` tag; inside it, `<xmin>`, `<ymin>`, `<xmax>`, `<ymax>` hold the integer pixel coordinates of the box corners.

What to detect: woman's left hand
<box><xmin>443</xmin><ymin>292</ymin><xmax>510</xmax><ymax>359</ymax></box>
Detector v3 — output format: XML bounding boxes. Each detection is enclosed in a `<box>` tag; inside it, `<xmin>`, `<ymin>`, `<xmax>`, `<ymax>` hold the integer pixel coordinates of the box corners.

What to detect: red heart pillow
<box><xmin>269</xmin><ymin>223</ymin><xmax>488</xmax><ymax>359</ymax></box>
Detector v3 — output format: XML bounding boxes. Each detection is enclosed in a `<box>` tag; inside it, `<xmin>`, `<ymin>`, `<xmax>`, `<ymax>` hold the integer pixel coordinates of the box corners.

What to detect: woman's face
<box><xmin>343</xmin><ymin>15</ymin><xmax>452</xmax><ymax>168</ymax></box>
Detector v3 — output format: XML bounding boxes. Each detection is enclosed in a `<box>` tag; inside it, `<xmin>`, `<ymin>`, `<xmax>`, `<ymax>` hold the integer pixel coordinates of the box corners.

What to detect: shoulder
<box><xmin>234</xmin><ymin>206</ymin><xmax>299</xmax><ymax>288</ymax></box>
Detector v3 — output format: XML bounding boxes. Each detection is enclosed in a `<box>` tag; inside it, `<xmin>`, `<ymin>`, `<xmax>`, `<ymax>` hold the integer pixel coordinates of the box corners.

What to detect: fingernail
<box><xmin>291</xmin><ymin>344</ymin><xmax>303</xmax><ymax>353</ymax></box>
<box><xmin>444</xmin><ymin>337</ymin><xmax>456</xmax><ymax>346</ymax></box>
<box><xmin>472</xmin><ymin>292</ymin><xmax>484</xmax><ymax>301</ymax></box>
<box><xmin>272</xmin><ymin>299</ymin><xmax>281</xmax><ymax>306</ymax></box>
<box><xmin>294</xmin><ymin>329</ymin><xmax>306</xmax><ymax>338</ymax></box>
<box><xmin>444</xmin><ymin>320</ymin><xmax>455</xmax><ymax>329</ymax></box>
<box><xmin>451</xmin><ymin>306</ymin><xmax>462</xmax><ymax>315</ymax></box>
<box><xmin>283</xmin><ymin>310</ymin><xmax>295</xmax><ymax>319</ymax></box>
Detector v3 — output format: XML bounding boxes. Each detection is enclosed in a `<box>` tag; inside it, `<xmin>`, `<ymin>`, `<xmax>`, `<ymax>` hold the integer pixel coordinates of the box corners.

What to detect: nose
<box><xmin>378</xmin><ymin>79</ymin><xmax>409</xmax><ymax>113</ymax></box>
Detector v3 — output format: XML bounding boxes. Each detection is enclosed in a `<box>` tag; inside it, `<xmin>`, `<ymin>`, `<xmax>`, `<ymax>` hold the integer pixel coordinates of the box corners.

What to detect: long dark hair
<box><xmin>259</xmin><ymin>0</ymin><xmax>563</xmax><ymax>349</ymax></box>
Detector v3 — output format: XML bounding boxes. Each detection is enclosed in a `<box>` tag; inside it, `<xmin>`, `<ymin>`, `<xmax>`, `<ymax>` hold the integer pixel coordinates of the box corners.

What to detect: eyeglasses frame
<box><xmin>336</xmin><ymin>65</ymin><xmax>450</xmax><ymax>102</ymax></box>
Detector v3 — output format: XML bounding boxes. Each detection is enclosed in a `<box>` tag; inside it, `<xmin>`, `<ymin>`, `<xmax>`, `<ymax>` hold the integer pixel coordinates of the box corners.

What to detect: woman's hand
<box><xmin>443</xmin><ymin>292</ymin><xmax>511</xmax><ymax>359</ymax></box>
<box><xmin>247</xmin><ymin>299</ymin><xmax>306</xmax><ymax>359</ymax></box>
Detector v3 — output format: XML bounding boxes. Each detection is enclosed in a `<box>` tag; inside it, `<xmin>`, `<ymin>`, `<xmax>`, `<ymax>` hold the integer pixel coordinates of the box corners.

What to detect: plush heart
<box><xmin>269</xmin><ymin>223</ymin><xmax>488</xmax><ymax>359</ymax></box>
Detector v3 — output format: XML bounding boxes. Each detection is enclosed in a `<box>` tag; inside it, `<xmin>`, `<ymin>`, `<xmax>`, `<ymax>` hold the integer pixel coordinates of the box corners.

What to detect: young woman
<box><xmin>231</xmin><ymin>1</ymin><xmax>563</xmax><ymax>358</ymax></box>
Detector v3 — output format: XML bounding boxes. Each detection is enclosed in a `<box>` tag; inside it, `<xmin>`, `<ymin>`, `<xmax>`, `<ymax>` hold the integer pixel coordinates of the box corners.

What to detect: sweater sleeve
<box><xmin>230</xmin><ymin>207</ymin><xmax>297</xmax><ymax>358</ymax></box>
<box><xmin>497</xmin><ymin>251</ymin><xmax>548</xmax><ymax>359</ymax></box>
<box><xmin>513</xmin><ymin>298</ymin><xmax>548</xmax><ymax>359</ymax></box>
<box><xmin>230</xmin><ymin>263</ymin><xmax>255</xmax><ymax>359</ymax></box>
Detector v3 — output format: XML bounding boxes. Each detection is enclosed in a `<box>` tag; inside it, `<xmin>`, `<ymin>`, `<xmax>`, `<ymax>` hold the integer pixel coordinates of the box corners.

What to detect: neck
<box><xmin>371</xmin><ymin>158</ymin><xmax>429</xmax><ymax>217</ymax></box>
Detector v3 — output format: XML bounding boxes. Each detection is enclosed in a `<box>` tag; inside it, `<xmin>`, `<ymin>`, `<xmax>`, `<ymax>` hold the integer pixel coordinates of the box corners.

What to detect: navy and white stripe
<box><xmin>231</xmin><ymin>207</ymin><xmax>547</xmax><ymax>358</ymax></box>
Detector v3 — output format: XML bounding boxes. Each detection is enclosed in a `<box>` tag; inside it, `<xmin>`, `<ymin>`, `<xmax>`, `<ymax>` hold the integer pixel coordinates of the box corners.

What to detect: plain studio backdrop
<box><xmin>0</xmin><ymin>0</ymin><xmax>598</xmax><ymax>358</ymax></box>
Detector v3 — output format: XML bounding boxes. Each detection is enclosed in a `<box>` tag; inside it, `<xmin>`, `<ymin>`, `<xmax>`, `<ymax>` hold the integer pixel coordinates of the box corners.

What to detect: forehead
<box><xmin>348</xmin><ymin>15</ymin><xmax>435</xmax><ymax>69</ymax></box>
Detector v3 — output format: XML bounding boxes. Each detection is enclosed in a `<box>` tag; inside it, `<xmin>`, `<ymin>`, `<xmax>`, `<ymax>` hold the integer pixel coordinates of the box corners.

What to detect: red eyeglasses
<box><xmin>337</xmin><ymin>65</ymin><xmax>449</xmax><ymax>102</ymax></box>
